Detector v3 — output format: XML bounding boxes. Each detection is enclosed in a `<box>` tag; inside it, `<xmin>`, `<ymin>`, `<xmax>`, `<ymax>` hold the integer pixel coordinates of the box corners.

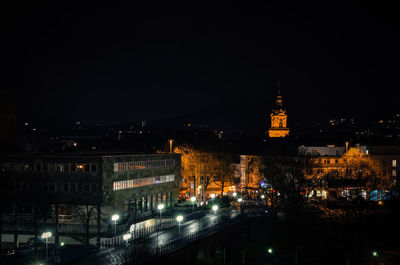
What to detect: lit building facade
<box><xmin>268</xmin><ymin>87</ymin><xmax>290</xmax><ymax>138</ymax></box>
<box><xmin>298</xmin><ymin>145</ymin><xmax>399</xmax><ymax>200</ymax></box>
<box><xmin>0</xmin><ymin>152</ymin><xmax>180</xmax><ymax>247</ymax></box>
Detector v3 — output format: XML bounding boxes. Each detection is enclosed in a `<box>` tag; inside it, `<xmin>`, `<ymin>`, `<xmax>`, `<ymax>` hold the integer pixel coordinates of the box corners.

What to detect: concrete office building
<box><xmin>0</xmin><ymin>152</ymin><xmax>181</xmax><ymax>247</ymax></box>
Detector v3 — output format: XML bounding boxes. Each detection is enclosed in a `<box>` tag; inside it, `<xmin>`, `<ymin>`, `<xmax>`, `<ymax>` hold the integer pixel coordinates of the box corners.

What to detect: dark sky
<box><xmin>2</xmin><ymin>2</ymin><xmax>399</xmax><ymax>129</ymax></box>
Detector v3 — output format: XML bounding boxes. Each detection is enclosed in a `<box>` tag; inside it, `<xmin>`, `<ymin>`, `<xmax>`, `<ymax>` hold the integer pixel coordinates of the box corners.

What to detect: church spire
<box><xmin>268</xmin><ymin>81</ymin><xmax>289</xmax><ymax>138</ymax></box>
<box><xmin>275</xmin><ymin>81</ymin><xmax>284</xmax><ymax>112</ymax></box>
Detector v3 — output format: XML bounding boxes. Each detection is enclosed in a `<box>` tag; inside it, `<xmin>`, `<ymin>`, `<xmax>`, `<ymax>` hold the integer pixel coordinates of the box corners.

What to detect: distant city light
<box><xmin>267</xmin><ymin>248</ymin><xmax>273</xmax><ymax>254</ymax></box>
<box><xmin>372</xmin><ymin>251</ymin><xmax>378</xmax><ymax>257</ymax></box>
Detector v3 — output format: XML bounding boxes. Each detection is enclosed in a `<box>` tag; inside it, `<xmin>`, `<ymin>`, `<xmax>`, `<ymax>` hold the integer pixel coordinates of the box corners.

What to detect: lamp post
<box><xmin>238</xmin><ymin>198</ymin><xmax>243</xmax><ymax>215</ymax></box>
<box><xmin>41</xmin><ymin>231</ymin><xmax>52</xmax><ymax>262</ymax></box>
<box><xmin>190</xmin><ymin>197</ymin><xmax>196</xmax><ymax>213</ymax></box>
<box><xmin>176</xmin><ymin>215</ymin><xmax>183</xmax><ymax>236</ymax></box>
<box><xmin>157</xmin><ymin>204</ymin><xmax>164</xmax><ymax>225</ymax></box>
<box><xmin>212</xmin><ymin>205</ymin><xmax>218</xmax><ymax>226</ymax></box>
<box><xmin>123</xmin><ymin>233</ymin><xmax>131</xmax><ymax>247</ymax></box>
<box><xmin>111</xmin><ymin>214</ymin><xmax>120</xmax><ymax>237</ymax></box>
<box><xmin>157</xmin><ymin>204</ymin><xmax>164</xmax><ymax>247</ymax></box>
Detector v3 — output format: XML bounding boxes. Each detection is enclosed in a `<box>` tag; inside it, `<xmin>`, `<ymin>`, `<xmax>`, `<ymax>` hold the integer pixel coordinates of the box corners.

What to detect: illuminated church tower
<box><xmin>268</xmin><ymin>83</ymin><xmax>290</xmax><ymax>138</ymax></box>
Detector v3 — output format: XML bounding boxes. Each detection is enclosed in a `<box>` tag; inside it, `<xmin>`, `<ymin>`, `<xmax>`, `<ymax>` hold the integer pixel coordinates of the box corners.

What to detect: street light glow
<box><xmin>232</xmin><ymin>192</ymin><xmax>237</xmax><ymax>197</ymax></box>
<box><xmin>212</xmin><ymin>205</ymin><xmax>218</xmax><ymax>212</ymax></box>
<box><xmin>238</xmin><ymin>198</ymin><xmax>243</xmax><ymax>203</ymax></box>
<box><xmin>211</xmin><ymin>194</ymin><xmax>215</xmax><ymax>199</ymax></box>
<box><xmin>372</xmin><ymin>251</ymin><xmax>379</xmax><ymax>257</ymax></box>
<box><xmin>268</xmin><ymin>248</ymin><xmax>273</xmax><ymax>254</ymax></box>
<box><xmin>123</xmin><ymin>233</ymin><xmax>132</xmax><ymax>241</ymax></box>
<box><xmin>157</xmin><ymin>204</ymin><xmax>165</xmax><ymax>210</ymax></box>
<box><xmin>191</xmin><ymin>197</ymin><xmax>196</xmax><ymax>202</ymax></box>
<box><xmin>261</xmin><ymin>194</ymin><xmax>265</xmax><ymax>199</ymax></box>
<box><xmin>41</xmin><ymin>232</ymin><xmax>52</xmax><ymax>239</ymax></box>
<box><xmin>111</xmin><ymin>214</ymin><xmax>120</xmax><ymax>221</ymax></box>
<box><xmin>176</xmin><ymin>215</ymin><xmax>183</xmax><ymax>222</ymax></box>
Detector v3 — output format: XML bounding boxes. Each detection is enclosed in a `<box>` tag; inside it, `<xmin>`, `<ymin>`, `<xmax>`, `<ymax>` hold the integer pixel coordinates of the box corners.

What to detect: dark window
<box><xmin>91</xmin><ymin>184</ymin><xmax>97</xmax><ymax>192</ymax></box>
<box><xmin>91</xmin><ymin>164</ymin><xmax>97</xmax><ymax>172</ymax></box>
<box><xmin>78</xmin><ymin>183</ymin><xmax>83</xmax><ymax>192</ymax></box>
<box><xmin>63</xmin><ymin>164</ymin><xmax>69</xmax><ymax>172</ymax></box>
<box><xmin>63</xmin><ymin>183</ymin><xmax>69</xmax><ymax>192</ymax></box>
<box><xmin>56</xmin><ymin>184</ymin><xmax>62</xmax><ymax>192</ymax></box>
<box><xmin>84</xmin><ymin>164</ymin><xmax>90</xmax><ymax>172</ymax></box>
<box><xmin>84</xmin><ymin>183</ymin><xmax>90</xmax><ymax>192</ymax></box>
<box><xmin>22</xmin><ymin>183</ymin><xmax>28</xmax><ymax>191</ymax></box>
<box><xmin>36</xmin><ymin>163</ymin><xmax>42</xmax><ymax>171</ymax></box>
<box><xmin>59</xmin><ymin>205</ymin><xmax>72</xmax><ymax>216</ymax></box>
<box><xmin>43</xmin><ymin>163</ymin><xmax>48</xmax><ymax>171</ymax></box>
<box><xmin>70</xmin><ymin>164</ymin><xmax>76</xmax><ymax>172</ymax></box>
<box><xmin>18</xmin><ymin>204</ymin><xmax>32</xmax><ymax>215</ymax></box>
<box><xmin>70</xmin><ymin>183</ymin><xmax>76</xmax><ymax>192</ymax></box>
<box><xmin>49</xmin><ymin>184</ymin><xmax>55</xmax><ymax>192</ymax></box>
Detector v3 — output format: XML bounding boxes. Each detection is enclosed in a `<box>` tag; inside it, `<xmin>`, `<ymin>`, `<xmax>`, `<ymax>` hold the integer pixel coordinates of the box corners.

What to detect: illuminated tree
<box><xmin>174</xmin><ymin>145</ymin><xmax>234</xmax><ymax>199</ymax></box>
<box><xmin>316</xmin><ymin>148</ymin><xmax>387</xmax><ymax>265</ymax></box>
<box><xmin>263</xmin><ymin>156</ymin><xmax>317</xmax><ymax>265</ymax></box>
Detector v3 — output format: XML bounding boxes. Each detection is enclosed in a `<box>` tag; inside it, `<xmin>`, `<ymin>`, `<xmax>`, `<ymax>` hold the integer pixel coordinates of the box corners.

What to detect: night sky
<box><xmin>3</xmin><ymin>2</ymin><xmax>399</xmax><ymax>129</ymax></box>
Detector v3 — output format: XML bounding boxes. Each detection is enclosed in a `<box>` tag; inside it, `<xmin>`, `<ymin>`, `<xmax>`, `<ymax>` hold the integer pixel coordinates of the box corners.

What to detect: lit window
<box><xmin>392</xmin><ymin>160</ymin><xmax>397</xmax><ymax>167</ymax></box>
<box><xmin>392</xmin><ymin>170</ymin><xmax>396</xmax><ymax>177</ymax></box>
<box><xmin>77</xmin><ymin>164</ymin><xmax>84</xmax><ymax>172</ymax></box>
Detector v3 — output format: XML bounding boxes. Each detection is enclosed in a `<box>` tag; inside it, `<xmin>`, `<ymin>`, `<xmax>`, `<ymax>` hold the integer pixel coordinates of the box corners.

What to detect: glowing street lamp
<box><xmin>41</xmin><ymin>231</ymin><xmax>52</xmax><ymax>261</ymax></box>
<box><xmin>176</xmin><ymin>215</ymin><xmax>183</xmax><ymax>235</ymax></box>
<box><xmin>261</xmin><ymin>194</ymin><xmax>265</xmax><ymax>199</ymax></box>
<box><xmin>156</xmin><ymin>204</ymin><xmax>165</xmax><ymax>247</ymax></box>
<box><xmin>111</xmin><ymin>214</ymin><xmax>120</xmax><ymax>237</ymax></box>
<box><xmin>238</xmin><ymin>198</ymin><xmax>243</xmax><ymax>215</ymax></box>
<box><xmin>190</xmin><ymin>197</ymin><xmax>196</xmax><ymax>213</ymax></box>
<box><xmin>211</xmin><ymin>193</ymin><xmax>215</xmax><ymax>204</ymax></box>
<box><xmin>212</xmin><ymin>205</ymin><xmax>218</xmax><ymax>226</ymax></box>
<box><xmin>123</xmin><ymin>233</ymin><xmax>131</xmax><ymax>247</ymax></box>
<box><xmin>157</xmin><ymin>204</ymin><xmax>165</xmax><ymax>222</ymax></box>
<box><xmin>372</xmin><ymin>251</ymin><xmax>379</xmax><ymax>257</ymax></box>
<box><xmin>232</xmin><ymin>192</ymin><xmax>237</xmax><ymax>197</ymax></box>
<box><xmin>267</xmin><ymin>248</ymin><xmax>273</xmax><ymax>254</ymax></box>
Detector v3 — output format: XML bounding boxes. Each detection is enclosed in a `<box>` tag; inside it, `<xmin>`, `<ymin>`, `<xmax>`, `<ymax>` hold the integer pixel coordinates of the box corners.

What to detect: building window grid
<box><xmin>113</xmin><ymin>159</ymin><xmax>175</xmax><ymax>172</ymax></box>
<box><xmin>113</xmin><ymin>174</ymin><xmax>175</xmax><ymax>191</ymax></box>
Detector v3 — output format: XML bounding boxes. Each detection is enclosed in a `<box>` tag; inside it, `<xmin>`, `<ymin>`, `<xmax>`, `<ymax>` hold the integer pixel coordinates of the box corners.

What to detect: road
<box><xmin>98</xmin><ymin>208</ymin><xmax>239</xmax><ymax>265</ymax></box>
